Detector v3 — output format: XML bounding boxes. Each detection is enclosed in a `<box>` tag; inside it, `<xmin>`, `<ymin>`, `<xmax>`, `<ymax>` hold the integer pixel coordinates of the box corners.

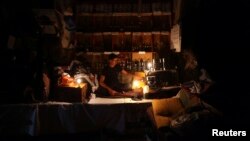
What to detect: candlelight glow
<box><xmin>143</xmin><ymin>85</ymin><xmax>149</xmax><ymax>94</ymax></box>
<box><xmin>76</xmin><ymin>78</ymin><xmax>82</xmax><ymax>84</ymax></box>
<box><xmin>147</xmin><ymin>62</ymin><xmax>152</xmax><ymax>70</ymax></box>
<box><xmin>132</xmin><ymin>80</ymin><xmax>145</xmax><ymax>89</ymax></box>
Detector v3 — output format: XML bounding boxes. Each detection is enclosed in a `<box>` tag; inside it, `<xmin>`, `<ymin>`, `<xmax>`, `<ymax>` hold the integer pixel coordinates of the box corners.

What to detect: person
<box><xmin>96</xmin><ymin>53</ymin><xmax>139</xmax><ymax>97</ymax></box>
<box><xmin>178</xmin><ymin>49</ymin><xmax>213</xmax><ymax>95</ymax></box>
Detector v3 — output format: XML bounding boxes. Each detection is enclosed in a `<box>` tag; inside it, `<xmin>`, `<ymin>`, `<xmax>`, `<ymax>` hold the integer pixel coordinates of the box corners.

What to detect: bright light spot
<box><xmin>132</xmin><ymin>80</ymin><xmax>140</xmax><ymax>89</ymax></box>
<box><xmin>143</xmin><ymin>85</ymin><xmax>149</xmax><ymax>94</ymax></box>
<box><xmin>147</xmin><ymin>62</ymin><xmax>152</xmax><ymax>69</ymax></box>
<box><xmin>132</xmin><ymin>80</ymin><xmax>145</xmax><ymax>89</ymax></box>
<box><xmin>76</xmin><ymin>78</ymin><xmax>82</xmax><ymax>84</ymax></box>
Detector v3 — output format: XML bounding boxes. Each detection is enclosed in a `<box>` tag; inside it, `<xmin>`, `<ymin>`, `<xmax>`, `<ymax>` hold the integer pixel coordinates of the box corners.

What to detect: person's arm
<box><xmin>99</xmin><ymin>75</ymin><xmax>118</xmax><ymax>96</ymax></box>
<box><xmin>121</xmin><ymin>69</ymin><xmax>129</xmax><ymax>75</ymax></box>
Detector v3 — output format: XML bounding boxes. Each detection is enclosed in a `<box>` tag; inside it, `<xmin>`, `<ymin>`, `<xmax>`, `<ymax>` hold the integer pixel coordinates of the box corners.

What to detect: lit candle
<box><xmin>143</xmin><ymin>85</ymin><xmax>149</xmax><ymax>99</ymax></box>
<box><xmin>76</xmin><ymin>78</ymin><xmax>82</xmax><ymax>87</ymax></box>
<box><xmin>132</xmin><ymin>80</ymin><xmax>140</xmax><ymax>89</ymax></box>
<box><xmin>147</xmin><ymin>62</ymin><xmax>152</xmax><ymax>70</ymax></box>
<box><xmin>152</xmin><ymin>59</ymin><xmax>155</xmax><ymax>71</ymax></box>
<box><xmin>162</xmin><ymin>58</ymin><xmax>166</xmax><ymax>70</ymax></box>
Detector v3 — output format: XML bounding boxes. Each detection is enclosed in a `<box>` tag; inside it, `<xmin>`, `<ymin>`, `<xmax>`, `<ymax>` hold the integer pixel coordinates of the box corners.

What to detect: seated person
<box><xmin>179</xmin><ymin>49</ymin><xmax>214</xmax><ymax>95</ymax></box>
<box><xmin>96</xmin><ymin>53</ymin><xmax>141</xmax><ymax>97</ymax></box>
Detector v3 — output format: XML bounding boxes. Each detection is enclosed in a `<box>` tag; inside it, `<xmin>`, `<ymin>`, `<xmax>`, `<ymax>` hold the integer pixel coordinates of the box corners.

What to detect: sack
<box><xmin>171</xmin><ymin>112</ymin><xmax>199</xmax><ymax>129</ymax></box>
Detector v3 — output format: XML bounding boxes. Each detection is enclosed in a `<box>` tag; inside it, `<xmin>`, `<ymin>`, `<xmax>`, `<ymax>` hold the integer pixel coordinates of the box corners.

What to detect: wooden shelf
<box><xmin>75</xmin><ymin>0</ymin><xmax>172</xmax><ymax>33</ymax></box>
<box><xmin>75</xmin><ymin>32</ymin><xmax>170</xmax><ymax>52</ymax></box>
<box><xmin>84</xmin><ymin>51</ymin><xmax>157</xmax><ymax>74</ymax></box>
<box><xmin>76</xmin><ymin>15</ymin><xmax>171</xmax><ymax>32</ymax></box>
<box><xmin>74</xmin><ymin>0</ymin><xmax>172</xmax><ymax>73</ymax></box>
<box><xmin>54</xmin><ymin>0</ymin><xmax>176</xmax><ymax>74</ymax></box>
<box><xmin>78</xmin><ymin>12</ymin><xmax>171</xmax><ymax>16</ymax></box>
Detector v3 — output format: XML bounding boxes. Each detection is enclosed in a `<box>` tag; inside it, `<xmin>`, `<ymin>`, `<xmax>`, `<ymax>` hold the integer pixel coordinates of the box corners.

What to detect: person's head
<box><xmin>108</xmin><ymin>53</ymin><xmax>119</xmax><ymax>68</ymax></box>
<box><xmin>182</xmin><ymin>49</ymin><xmax>198</xmax><ymax>70</ymax></box>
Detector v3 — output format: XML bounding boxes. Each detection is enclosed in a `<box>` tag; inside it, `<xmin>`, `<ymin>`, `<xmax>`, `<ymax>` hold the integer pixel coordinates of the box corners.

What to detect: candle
<box><xmin>143</xmin><ymin>85</ymin><xmax>149</xmax><ymax>99</ymax></box>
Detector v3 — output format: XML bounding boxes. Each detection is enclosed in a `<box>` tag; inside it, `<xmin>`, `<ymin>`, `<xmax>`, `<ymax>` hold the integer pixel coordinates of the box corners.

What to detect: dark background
<box><xmin>181</xmin><ymin>0</ymin><xmax>250</xmax><ymax>131</ymax></box>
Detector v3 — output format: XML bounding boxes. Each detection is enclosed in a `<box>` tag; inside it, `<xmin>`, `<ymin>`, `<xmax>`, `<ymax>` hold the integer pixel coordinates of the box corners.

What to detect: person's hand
<box><xmin>108</xmin><ymin>89</ymin><xmax>119</xmax><ymax>96</ymax></box>
<box><xmin>122</xmin><ymin>92</ymin><xmax>134</xmax><ymax>97</ymax></box>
